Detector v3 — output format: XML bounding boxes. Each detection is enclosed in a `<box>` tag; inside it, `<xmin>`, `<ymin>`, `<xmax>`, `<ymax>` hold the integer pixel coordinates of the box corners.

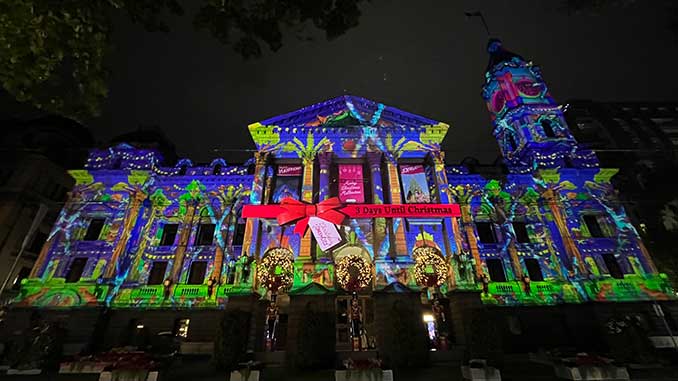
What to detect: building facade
<box><xmin>6</xmin><ymin>40</ymin><xmax>677</xmax><ymax>357</ymax></box>
<box><xmin>0</xmin><ymin>116</ymin><xmax>92</xmax><ymax>303</ymax></box>
<box><xmin>565</xmin><ymin>100</ymin><xmax>678</xmax><ymax>283</ymax></box>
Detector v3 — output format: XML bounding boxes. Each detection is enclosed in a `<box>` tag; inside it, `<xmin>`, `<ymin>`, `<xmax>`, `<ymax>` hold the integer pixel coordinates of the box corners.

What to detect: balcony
<box><xmin>481</xmin><ymin>280</ymin><xmax>583</xmax><ymax>306</ymax></box>
<box><xmin>130</xmin><ymin>285</ymin><xmax>163</xmax><ymax>299</ymax></box>
<box><xmin>580</xmin><ymin>274</ymin><xmax>675</xmax><ymax>302</ymax></box>
<box><xmin>13</xmin><ymin>278</ymin><xmax>109</xmax><ymax>308</ymax></box>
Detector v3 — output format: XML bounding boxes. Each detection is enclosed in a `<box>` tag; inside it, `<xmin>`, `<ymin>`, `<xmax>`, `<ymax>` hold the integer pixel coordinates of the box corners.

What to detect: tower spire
<box><xmin>481</xmin><ymin>40</ymin><xmax>599</xmax><ymax>171</ymax></box>
<box><xmin>464</xmin><ymin>11</ymin><xmax>491</xmax><ymax>36</ymax></box>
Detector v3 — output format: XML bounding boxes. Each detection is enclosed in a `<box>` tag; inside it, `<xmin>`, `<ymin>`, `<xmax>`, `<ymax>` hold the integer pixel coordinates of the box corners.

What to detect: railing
<box><xmin>580</xmin><ymin>274</ymin><xmax>675</xmax><ymax>302</ymax></box>
<box><xmin>134</xmin><ymin>286</ymin><xmax>161</xmax><ymax>298</ymax></box>
<box><xmin>173</xmin><ymin>284</ymin><xmax>208</xmax><ymax>298</ymax></box>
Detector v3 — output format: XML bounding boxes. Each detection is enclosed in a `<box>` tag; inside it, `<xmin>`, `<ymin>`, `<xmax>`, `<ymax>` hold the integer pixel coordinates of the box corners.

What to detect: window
<box><xmin>28</xmin><ymin>231</ymin><xmax>47</xmax><ymax>253</ymax></box>
<box><xmin>524</xmin><ymin>258</ymin><xmax>544</xmax><ymax>281</ymax></box>
<box><xmin>147</xmin><ymin>261</ymin><xmax>168</xmax><ymax>285</ymax></box>
<box><xmin>582</xmin><ymin>214</ymin><xmax>607</xmax><ymax>238</ymax></box>
<box><xmin>338</xmin><ymin>164</ymin><xmax>366</xmax><ymax>203</ymax></box>
<box><xmin>335</xmin><ymin>296</ymin><xmax>376</xmax><ymax>351</ymax></box>
<box><xmin>602</xmin><ymin>254</ymin><xmax>624</xmax><ymax>279</ymax></box>
<box><xmin>187</xmin><ymin>261</ymin><xmax>207</xmax><ymax>284</ymax></box>
<box><xmin>83</xmin><ymin>218</ymin><xmax>105</xmax><ymax>241</ymax></box>
<box><xmin>541</xmin><ymin>120</ymin><xmax>556</xmax><ymax>138</ymax></box>
<box><xmin>512</xmin><ymin>222</ymin><xmax>530</xmax><ymax>243</ymax></box>
<box><xmin>232</xmin><ymin>222</ymin><xmax>246</xmax><ymax>246</ymax></box>
<box><xmin>112</xmin><ymin>157</ymin><xmax>122</xmax><ymax>169</ymax></box>
<box><xmin>178</xmin><ymin>165</ymin><xmax>187</xmax><ymax>176</ymax></box>
<box><xmin>213</xmin><ymin>164</ymin><xmax>222</xmax><ymax>175</ymax></box>
<box><xmin>226</xmin><ymin>260</ymin><xmax>236</xmax><ymax>284</ymax></box>
<box><xmin>159</xmin><ymin>224</ymin><xmax>179</xmax><ymax>246</ymax></box>
<box><xmin>195</xmin><ymin>223</ymin><xmax>215</xmax><ymax>246</ymax></box>
<box><xmin>270</xmin><ymin>164</ymin><xmax>302</xmax><ymax>203</ymax></box>
<box><xmin>174</xmin><ymin>318</ymin><xmax>190</xmax><ymax>338</ymax></box>
<box><xmin>476</xmin><ymin>222</ymin><xmax>497</xmax><ymax>243</ymax></box>
<box><xmin>486</xmin><ymin>259</ymin><xmax>506</xmax><ymax>282</ymax></box>
<box><xmin>12</xmin><ymin>267</ymin><xmax>31</xmax><ymax>290</ymax></box>
<box><xmin>400</xmin><ymin>164</ymin><xmax>432</xmax><ymax>203</ymax></box>
<box><xmin>65</xmin><ymin>258</ymin><xmax>88</xmax><ymax>283</ymax></box>
<box><xmin>331</xmin><ymin>163</ymin><xmax>372</xmax><ymax>203</ymax></box>
<box><xmin>507</xmin><ymin>134</ymin><xmax>518</xmax><ymax>151</ymax></box>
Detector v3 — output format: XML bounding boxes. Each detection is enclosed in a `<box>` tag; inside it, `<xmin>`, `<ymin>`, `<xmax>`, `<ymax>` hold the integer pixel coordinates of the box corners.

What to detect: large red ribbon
<box><xmin>278</xmin><ymin>197</ymin><xmax>346</xmax><ymax>235</ymax></box>
<box><xmin>242</xmin><ymin>198</ymin><xmax>461</xmax><ymax>235</ymax></box>
<box><xmin>247</xmin><ymin>197</ymin><xmax>345</xmax><ymax>235</ymax></box>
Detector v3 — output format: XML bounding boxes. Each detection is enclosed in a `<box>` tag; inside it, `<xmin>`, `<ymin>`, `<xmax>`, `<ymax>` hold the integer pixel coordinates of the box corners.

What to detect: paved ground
<box><xmin>3</xmin><ymin>356</ymin><xmax>678</xmax><ymax>380</ymax></box>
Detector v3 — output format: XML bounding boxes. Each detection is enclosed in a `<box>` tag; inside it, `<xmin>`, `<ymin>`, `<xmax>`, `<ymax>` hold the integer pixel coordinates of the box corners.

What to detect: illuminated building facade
<box><xmin>7</xmin><ymin>40</ymin><xmax>677</xmax><ymax>355</ymax></box>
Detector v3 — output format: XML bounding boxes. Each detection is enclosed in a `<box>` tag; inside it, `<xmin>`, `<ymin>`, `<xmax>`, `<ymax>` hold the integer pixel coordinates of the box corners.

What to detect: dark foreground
<box><xmin>3</xmin><ymin>355</ymin><xmax>678</xmax><ymax>381</ymax></box>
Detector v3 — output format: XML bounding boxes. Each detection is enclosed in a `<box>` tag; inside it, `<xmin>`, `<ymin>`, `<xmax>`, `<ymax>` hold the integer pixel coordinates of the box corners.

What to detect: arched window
<box><xmin>112</xmin><ymin>157</ymin><xmax>122</xmax><ymax>169</ymax></box>
<box><xmin>212</xmin><ymin>164</ymin><xmax>222</xmax><ymax>175</ymax></box>
<box><xmin>178</xmin><ymin>165</ymin><xmax>187</xmax><ymax>176</ymax></box>
<box><xmin>541</xmin><ymin>119</ymin><xmax>556</xmax><ymax>138</ymax></box>
<box><xmin>507</xmin><ymin>134</ymin><xmax>518</xmax><ymax>151</ymax></box>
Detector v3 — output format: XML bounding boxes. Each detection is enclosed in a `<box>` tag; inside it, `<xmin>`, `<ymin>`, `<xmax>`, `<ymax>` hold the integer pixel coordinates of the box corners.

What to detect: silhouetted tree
<box><xmin>0</xmin><ymin>0</ymin><xmax>366</xmax><ymax>119</ymax></box>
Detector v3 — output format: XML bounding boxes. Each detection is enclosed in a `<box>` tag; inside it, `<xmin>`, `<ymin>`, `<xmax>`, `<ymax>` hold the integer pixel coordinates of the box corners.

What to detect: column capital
<box><xmin>366</xmin><ymin>151</ymin><xmax>383</xmax><ymax>168</ymax></box>
<box><xmin>317</xmin><ymin>151</ymin><xmax>333</xmax><ymax>169</ymax></box>
<box><xmin>255</xmin><ymin>151</ymin><xmax>269</xmax><ymax>166</ymax></box>
<box><xmin>302</xmin><ymin>153</ymin><xmax>316</xmax><ymax>166</ymax></box>
<box><xmin>429</xmin><ymin>150</ymin><xmax>445</xmax><ymax>164</ymax></box>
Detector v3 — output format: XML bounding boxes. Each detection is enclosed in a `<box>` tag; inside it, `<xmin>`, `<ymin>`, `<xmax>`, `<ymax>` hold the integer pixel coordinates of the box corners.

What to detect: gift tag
<box><xmin>308</xmin><ymin>216</ymin><xmax>342</xmax><ymax>251</ymax></box>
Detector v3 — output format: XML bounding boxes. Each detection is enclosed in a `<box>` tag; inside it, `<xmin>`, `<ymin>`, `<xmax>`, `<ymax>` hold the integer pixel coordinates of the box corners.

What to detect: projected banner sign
<box><xmin>338</xmin><ymin>164</ymin><xmax>365</xmax><ymax>203</ymax></box>
<box><xmin>242</xmin><ymin>198</ymin><xmax>460</xmax><ymax>221</ymax></box>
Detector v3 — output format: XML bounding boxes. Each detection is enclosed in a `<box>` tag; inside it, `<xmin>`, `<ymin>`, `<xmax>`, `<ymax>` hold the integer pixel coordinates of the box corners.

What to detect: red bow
<box><xmin>277</xmin><ymin>197</ymin><xmax>345</xmax><ymax>235</ymax></box>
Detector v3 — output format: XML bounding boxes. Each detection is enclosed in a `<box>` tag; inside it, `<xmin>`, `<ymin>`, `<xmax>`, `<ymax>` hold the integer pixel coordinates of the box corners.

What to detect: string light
<box><xmin>257</xmin><ymin>247</ymin><xmax>294</xmax><ymax>293</ymax></box>
<box><xmin>412</xmin><ymin>246</ymin><xmax>448</xmax><ymax>288</ymax></box>
<box><xmin>335</xmin><ymin>254</ymin><xmax>372</xmax><ymax>291</ymax></box>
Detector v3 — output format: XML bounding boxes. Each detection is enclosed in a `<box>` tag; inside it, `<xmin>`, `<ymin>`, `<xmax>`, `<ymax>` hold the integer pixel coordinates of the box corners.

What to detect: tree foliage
<box><xmin>562</xmin><ymin>0</ymin><xmax>678</xmax><ymax>37</ymax></box>
<box><xmin>0</xmin><ymin>0</ymin><xmax>366</xmax><ymax>120</ymax></box>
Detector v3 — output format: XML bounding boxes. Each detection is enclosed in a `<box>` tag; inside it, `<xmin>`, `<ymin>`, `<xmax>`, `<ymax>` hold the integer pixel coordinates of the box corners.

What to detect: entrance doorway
<box><xmin>335</xmin><ymin>295</ymin><xmax>376</xmax><ymax>351</ymax></box>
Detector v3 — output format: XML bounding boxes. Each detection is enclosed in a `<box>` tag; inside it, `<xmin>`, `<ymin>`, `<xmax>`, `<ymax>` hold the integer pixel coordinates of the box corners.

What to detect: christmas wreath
<box><xmin>412</xmin><ymin>246</ymin><xmax>448</xmax><ymax>288</ymax></box>
<box><xmin>258</xmin><ymin>247</ymin><xmax>294</xmax><ymax>293</ymax></box>
<box><xmin>336</xmin><ymin>254</ymin><xmax>372</xmax><ymax>292</ymax></box>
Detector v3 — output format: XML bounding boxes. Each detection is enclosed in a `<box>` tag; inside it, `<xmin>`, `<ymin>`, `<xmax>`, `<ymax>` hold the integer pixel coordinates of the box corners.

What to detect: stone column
<box><xmin>366</xmin><ymin>152</ymin><xmax>384</xmax><ymax>203</ymax></box>
<box><xmin>317</xmin><ymin>152</ymin><xmax>332</xmax><ymax>201</ymax></box>
<box><xmin>385</xmin><ymin>160</ymin><xmax>407</xmax><ymax>255</ymax></box>
<box><xmin>430</xmin><ymin>150</ymin><xmax>456</xmax><ymax>287</ymax></box>
<box><xmin>170</xmin><ymin>199</ymin><xmax>198</xmax><ymax>282</ymax></box>
<box><xmin>542</xmin><ymin>188</ymin><xmax>587</xmax><ymax>276</ymax></box>
<box><xmin>242</xmin><ymin>152</ymin><xmax>268</xmax><ymax>258</ymax></box>
<box><xmin>367</xmin><ymin>152</ymin><xmax>386</xmax><ymax>258</ymax></box>
<box><xmin>105</xmin><ymin>189</ymin><xmax>147</xmax><ymax>278</ymax></box>
<box><xmin>299</xmin><ymin>155</ymin><xmax>316</xmax><ymax>258</ymax></box>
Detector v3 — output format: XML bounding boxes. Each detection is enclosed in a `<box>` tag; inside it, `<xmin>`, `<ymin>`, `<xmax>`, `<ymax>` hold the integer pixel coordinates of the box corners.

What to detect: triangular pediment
<box><xmin>247</xmin><ymin>95</ymin><xmax>450</xmax><ymax>158</ymax></box>
<box><xmin>378</xmin><ymin>281</ymin><xmax>416</xmax><ymax>294</ymax></box>
<box><xmin>289</xmin><ymin>282</ymin><xmax>334</xmax><ymax>296</ymax></box>
<box><xmin>252</xmin><ymin>95</ymin><xmax>443</xmax><ymax>130</ymax></box>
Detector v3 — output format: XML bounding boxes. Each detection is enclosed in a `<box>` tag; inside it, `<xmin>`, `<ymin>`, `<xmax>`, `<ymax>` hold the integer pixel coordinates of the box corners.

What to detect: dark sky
<box><xmin>86</xmin><ymin>0</ymin><xmax>676</xmax><ymax>164</ymax></box>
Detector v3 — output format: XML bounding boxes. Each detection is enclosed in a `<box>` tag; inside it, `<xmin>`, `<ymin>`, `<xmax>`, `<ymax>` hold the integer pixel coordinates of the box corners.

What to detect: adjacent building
<box><xmin>0</xmin><ymin>116</ymin><xmax>92</xmax><ymax>303</ymax></box>
<box><xmin>565</xmin><ymin>100</ymin><xmax>678</xmax><ymax>282</ymax></box>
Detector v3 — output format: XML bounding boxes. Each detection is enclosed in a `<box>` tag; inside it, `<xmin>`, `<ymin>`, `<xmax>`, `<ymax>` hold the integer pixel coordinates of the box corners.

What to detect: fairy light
<box><xmin>335</xmin><ymin>254</ymin><xmax>372</xmax><ymax>292</ymax></box>
<box><xmin>412</xmin><ymin>246</ymin><xmax>448</xmax><ymax>288</ymax></box>
<box><xmin>257</xmin><ymin>247</ymin><xmax>294</xmax><ymax>293</ymax></box>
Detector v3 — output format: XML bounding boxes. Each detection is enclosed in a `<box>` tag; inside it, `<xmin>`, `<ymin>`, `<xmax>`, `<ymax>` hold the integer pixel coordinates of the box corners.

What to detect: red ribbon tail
<box><xmin>294</xmin><ymin>218</ymin><xmax>310</xmax><ymax>235</ymax></box>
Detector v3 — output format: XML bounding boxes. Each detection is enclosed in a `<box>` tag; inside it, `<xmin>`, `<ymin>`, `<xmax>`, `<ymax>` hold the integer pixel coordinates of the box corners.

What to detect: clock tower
<box><xmin>481</xmin><ymin>39</ymin><xmax>598</xmax><ymax>171</ymax></box>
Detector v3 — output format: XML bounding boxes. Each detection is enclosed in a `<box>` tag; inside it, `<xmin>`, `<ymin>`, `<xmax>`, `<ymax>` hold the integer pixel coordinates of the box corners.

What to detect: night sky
<box><xmin>83</xmin><ymin>1</ymin><xmax>678</xmax><ymax>164</ymax></box>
